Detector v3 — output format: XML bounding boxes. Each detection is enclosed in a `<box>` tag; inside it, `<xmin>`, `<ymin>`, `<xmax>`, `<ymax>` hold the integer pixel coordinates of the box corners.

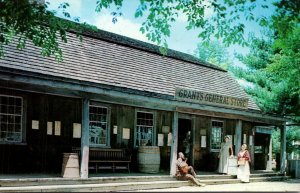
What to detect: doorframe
<box><xmin>178</xmin><ymin>113</ymin><xmax>195</xmax><ymax>166</ymax></box>
<box><xmin>254</xmin><ymin>126</ymin><xmax>273</xmax><ymax>170</ymax></box>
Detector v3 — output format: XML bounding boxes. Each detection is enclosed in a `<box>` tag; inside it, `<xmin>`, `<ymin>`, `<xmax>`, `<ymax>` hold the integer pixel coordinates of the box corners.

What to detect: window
<box><xmin>210</xmin><ymin>120</ymin><xmax>224</xmax><ymax>151</ymax></box>
<box><xmin>135</xmin><ymin>111</ymin><xmax>154</xmax><ymax>147</ymax></box>
<box><xmin>89</xmin><ymin>105</ymin><xmax>108</xmax><ymax>146</ymax></box>
<box><xmin>0</xmin><ymin>95</ymin><xmax>23</xmax><ymax>142</ymax></box>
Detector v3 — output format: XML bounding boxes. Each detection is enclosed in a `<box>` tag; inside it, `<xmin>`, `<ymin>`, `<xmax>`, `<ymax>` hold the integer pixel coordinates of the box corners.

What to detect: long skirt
<box><xmin>218</xmin><ymin>155</ymin><xmax>229</xmax><ymax>174</ymax></box>
<box><xmin>237</xmin><ymin>161</ymin><xmax>250</xmax><ymax>182</ymax></box>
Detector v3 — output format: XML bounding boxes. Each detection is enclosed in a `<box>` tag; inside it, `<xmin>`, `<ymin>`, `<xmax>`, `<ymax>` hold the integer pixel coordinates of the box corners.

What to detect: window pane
<box><xmin>15</xmin><ymin>124</ymin><xmax>21</xmax><ymax>132</ymax></box>
<box><xmin>89</xmin><ymin>105</ymin><xmax>108</xmax><ymax>146</ymax></box>
<box><xmin>15</xmin><ymin>98</ymin><xmax>22</xmax><ymax>106</ymax></box>
<box><xmin>1</xmin><ymin>97</ymin><xmax>7</xmax><ymax>105</ymax></box>
<box><xmin>0</xmin><ymin>105</ymin><xmax>7</xmax><ymax>114</ymax></box>
<box><xmin>0</xmin><ymin>95</ymin><xmax>23</xmax><ymax>142</ymax></box>
<box><xmin>136</xmin><ymin>112</ymin><xmax>154</xmax><ymax>146</ymax></box>
<box><xmin>211</xmin><ymin>121</ymin><xmax>223</xmax><ymax>151</ymax></box>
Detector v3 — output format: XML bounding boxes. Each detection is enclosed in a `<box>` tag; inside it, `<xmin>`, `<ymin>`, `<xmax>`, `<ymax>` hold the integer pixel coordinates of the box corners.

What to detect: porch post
<box><xmin>80</xmin><ymin>98</ymin><xmax>90</xmax><ymax>179</ymax></box>
<box><xmin>250</xmin><ymin>127</ymin><xmax>255</xmax><ymax>171</ymax></box>
<box><xmin>235</xmin><ymin>120</ymin><xmax>242</xmax><ymax>155</ymax></box>
<box><xmin>170</xmin><ymin>111</ymin><xmax>178</xmax><ymax>176</ymax></box>
<box><xmin>266</xmin><ymin>137</ymin><xmax>273</xmax><ymax>170</ymax></box>
<box><xmin>280</xmin><ymin>123</ymin><xmax>287</xmax><ymax>174</ymax></box>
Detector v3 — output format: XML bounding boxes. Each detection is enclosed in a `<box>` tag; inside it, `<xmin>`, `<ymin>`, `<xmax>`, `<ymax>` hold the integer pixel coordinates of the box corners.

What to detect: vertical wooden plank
<box><xmin>250</xmin><ymin>127</ymin><xmax>255</xmax><ymax>171</ymax></box>
<box><xmin>80</xmin><ymin>98</ymin><xmax>89</xmax><ymax>179</ymax></box>
<box><xmin>191</xmin><ymin>115</ymin><xmax>196</xmax><ymax>166</ymax></box>
<box><xmin>266</xmin><ymin>137</ymin><xmax>273</xmax><ymax>170</ymax></box>
<box><xmin>235</xmin><ymin>120</ymin><xmax>242</xmax><ymax>155</ymax></box>
<box><xmin>193</xmin><ymin>116</ymin><xmax>200</xmax><ymax>167</ymax></box>
<box><xmin>170</xmin><ymin>111</ymin><xmax>178</xmax><ymax>176</ymax></box>
<box><xmin>280</xmin><ymin>123</ymin><xmax>286</xmax><ymax>174</ymax></box>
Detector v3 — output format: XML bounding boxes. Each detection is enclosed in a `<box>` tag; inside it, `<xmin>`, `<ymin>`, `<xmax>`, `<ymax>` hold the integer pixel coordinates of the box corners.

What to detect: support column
<box><xmin>80</xmin><ymin>98</ymin><xmax>89</xmax><ymax>179</ymax></box>
<box><xmin>170</xmin><ymin>111</ymin><xmax>178</xmax><ymax>176</ymax></box>
<box><xmin>266</xmin><ymin>137</ymin><xmax>273</xmax><ymax>170</ymax></box>
<box><xmin>235</xmin><ymin>120</ymin><xmax>242</xmax><ymax>155</ymax></box>
<box><xmin>250</xmin><ymin>127</ymin><xmax>255</xmax><ymax>171</ymax></box>
<box><xmin>280</xmin><ymin>123</ymin><xmax>287</xmax><ymax>174</ymax></box>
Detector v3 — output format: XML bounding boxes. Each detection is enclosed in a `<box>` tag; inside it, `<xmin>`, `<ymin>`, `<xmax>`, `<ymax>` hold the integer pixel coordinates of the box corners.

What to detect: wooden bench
<box><xmin>72</xmin><ymin>147</ymin><xmax>131</xmax><ymax>173</ymax></box>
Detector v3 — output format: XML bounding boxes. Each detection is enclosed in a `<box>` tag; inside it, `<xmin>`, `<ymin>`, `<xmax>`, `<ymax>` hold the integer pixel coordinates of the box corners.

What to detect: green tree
<box><xmin>230</xmin><ymin>21</ymin><xmax>299</xmax><ymax>122</ymax></box>
<box><xmin>230</xmin><ymin>2</ymin><xmax>300</xmax><ymax>160</ymax></box>
<box><xmin>193</xmin><ymin>40</ymin><xmax>232</xmax><ymax>70</ymax></box>
<box><xmin>230</xmin><ymin>33</ymin><xmax>280</xmax><ymax>112</ymax></box>
<box><xmin>0</xmin><ymin>0</ymin><xmax>96</xmax><ymax>61</ymax></box>
<box><xmin>272</xmin><ymin>126</ymin><xmax>300</xmax><ymax>157</ymax></box>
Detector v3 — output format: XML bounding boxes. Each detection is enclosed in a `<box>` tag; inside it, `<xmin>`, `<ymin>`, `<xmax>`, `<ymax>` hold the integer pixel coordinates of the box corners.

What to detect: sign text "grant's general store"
<box><xmin>175</xmin><ymin>88</ymin><xmax>248</xmax><ymax>109</ymax></box>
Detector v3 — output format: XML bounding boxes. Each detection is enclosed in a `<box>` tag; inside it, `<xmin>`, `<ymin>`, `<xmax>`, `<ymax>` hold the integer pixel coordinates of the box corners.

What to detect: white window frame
<box><xmin>89</xmin><ymin>103</ymin><xmax>111</xmax><ymax>147</ymax></box>
<box><xmin>0</xmin><ymin>95</ymin><xmax>23</xmax><ymax>143</ymax></box>
<box><xmin>134</xmin><ymin>110</ymin><xmax>156</xmax><ymax>147</ymax></box>
<box><xmin>210</xmin><ymin>120</ymin><xmax>224</xmax><ymax>152</ymax></box>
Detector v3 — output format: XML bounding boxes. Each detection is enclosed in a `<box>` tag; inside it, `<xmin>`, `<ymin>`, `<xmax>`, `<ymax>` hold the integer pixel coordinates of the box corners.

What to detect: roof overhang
<box><xmin>0</xmin><ymin>67</ymin><xmax>287</xmax><ymax>125</ymax></box>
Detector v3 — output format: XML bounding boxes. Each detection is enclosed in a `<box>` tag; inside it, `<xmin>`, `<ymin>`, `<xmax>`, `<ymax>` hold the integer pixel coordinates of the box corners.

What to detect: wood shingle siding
<box><xmin>0</xmin><ymin>31</ymin><xmax>260</xmax><ymax>111</ymax></box>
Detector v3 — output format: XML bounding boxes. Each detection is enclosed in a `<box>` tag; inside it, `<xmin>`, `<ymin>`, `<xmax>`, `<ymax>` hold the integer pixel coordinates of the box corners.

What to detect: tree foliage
<box><xmin>193</xmin><ymin>40</ymin><xmax>232</xmax><ymax>70</ymax></box>
<box><xmin>229</xmin><ymin>0</ymin><xmax>299</xmax><ymax>158</ymax></box>
<box><xmin>272</xmin><ymin>126</ymin><xmax>300</xmax><ymax>156</ymax></box>
<box><xmin>0</xmin><ymin>0</ymin><xmax>96</xmax><ymax>61</ymax></box>
<box><xmin>230</xmin><ymin>0</ymin><xmax>300</xmax><ymax>122</ymax></box>
<box><xmin>96</xmin><ymin>0</ymin><xmax>268</xmax><ymax>47</ymax></box>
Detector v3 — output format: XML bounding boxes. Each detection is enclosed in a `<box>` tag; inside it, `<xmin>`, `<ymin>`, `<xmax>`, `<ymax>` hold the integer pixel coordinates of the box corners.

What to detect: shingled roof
<box><xmin>0</xmin><ymin>22</ymin><xmax>260</xmax><ymax>111</ymax></box>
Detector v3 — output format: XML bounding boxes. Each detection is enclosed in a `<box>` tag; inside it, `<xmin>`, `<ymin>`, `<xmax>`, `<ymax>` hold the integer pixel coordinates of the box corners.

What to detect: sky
<box><xmin>45</xmin><ymin>0</ymin><xmax>275</xmax><ymax>65</ymax></box>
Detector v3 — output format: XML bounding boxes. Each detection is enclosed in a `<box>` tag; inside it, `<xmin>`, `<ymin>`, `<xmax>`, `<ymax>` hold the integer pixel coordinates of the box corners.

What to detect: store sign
<box><xmin>175</xmin><ymin>88</ymin><xmax>248</xmax><ymax>109</ymax></box>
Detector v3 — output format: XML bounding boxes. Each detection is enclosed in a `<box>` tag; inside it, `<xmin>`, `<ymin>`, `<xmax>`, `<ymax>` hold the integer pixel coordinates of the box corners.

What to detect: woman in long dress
<box><xmin>237</xmin><ymin>143</ymin><xmax>251</xmax><ymax>182</ymax></box>
<box><xmin>218</xmin><ymin>135</ymin><xmax>233</xmax><ymax>174</ymax></box>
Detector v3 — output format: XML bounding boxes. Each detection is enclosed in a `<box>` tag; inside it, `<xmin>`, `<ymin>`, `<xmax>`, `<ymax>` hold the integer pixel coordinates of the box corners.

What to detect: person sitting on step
<box><xmin>175</xmin><ymin>152</ymin><xmax>206</xmax><ymax>187</ymax></box>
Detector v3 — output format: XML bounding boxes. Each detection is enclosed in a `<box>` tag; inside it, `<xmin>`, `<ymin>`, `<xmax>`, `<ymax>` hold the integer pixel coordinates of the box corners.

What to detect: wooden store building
<box><xmin>0</xmin><ymin>21</ymin><xmax>287</xmax><ymax>178</ymax></box>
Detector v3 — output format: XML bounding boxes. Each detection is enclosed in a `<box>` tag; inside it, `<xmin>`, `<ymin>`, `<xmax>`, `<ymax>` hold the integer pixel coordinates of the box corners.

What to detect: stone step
<box><xmin>202</xmin><ymin>176</ymin><xmax>290</xmax><ymax>185</ymax></box>
<box><xmin>0</xmin><ymin>173</ymin><xmax>274</xmax><ymax>187</ymax></box>
<box><xmin>0</xmin><ymin>172</ymin><xmax>282</xmax><ymax>187</ymax></box>
<box><xmin>0</xmin><ymin>176</ymin><xmax>290</xmax><ymax>192</ymax></box>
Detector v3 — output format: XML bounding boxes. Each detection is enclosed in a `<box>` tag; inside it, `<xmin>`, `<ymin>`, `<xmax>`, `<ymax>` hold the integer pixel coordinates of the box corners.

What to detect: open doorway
<box><xmin>254</xmin><ymin>133</ymin><xmax>271</xmax><ymax>170</ymax></box>
<box><xmin>178</xmin><ymin>118</ymin><xmax>192</xmax><ymax>164</ymax></box>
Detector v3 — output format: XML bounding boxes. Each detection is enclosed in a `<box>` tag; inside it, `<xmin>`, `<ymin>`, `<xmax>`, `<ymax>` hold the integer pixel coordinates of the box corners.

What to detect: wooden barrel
<box><xmin>61</xmin><ymin>153</ymin><xmax>80</xmax><ymax>178</ymax></box>
<box><xmin>137</xmin><ymin>146</ymin><xmax>160</xmax><ymax>173</ymax></box>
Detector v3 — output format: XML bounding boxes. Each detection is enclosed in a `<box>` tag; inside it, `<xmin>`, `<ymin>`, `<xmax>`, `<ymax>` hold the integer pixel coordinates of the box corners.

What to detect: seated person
<box><xmin>175</xmin><ymin>152</ymin><xmax>205</xmax><ymax>187</ymax></box>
